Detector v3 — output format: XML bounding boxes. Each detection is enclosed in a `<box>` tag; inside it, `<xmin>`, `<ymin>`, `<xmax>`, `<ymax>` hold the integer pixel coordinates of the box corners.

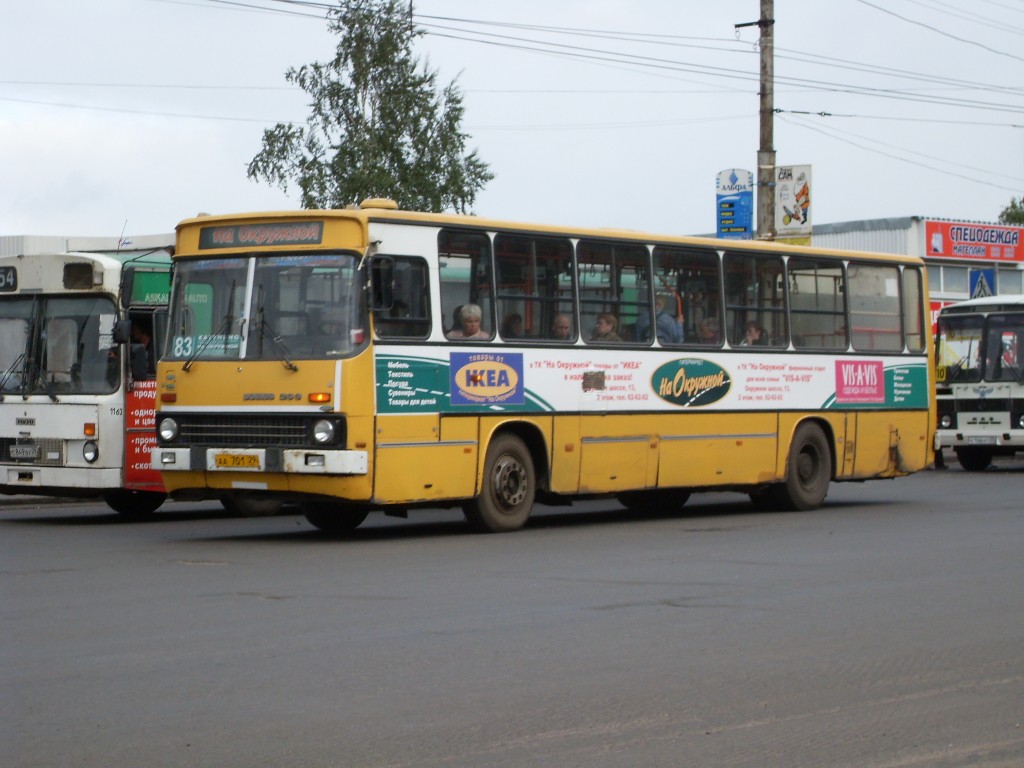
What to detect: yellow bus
<box><xmin>153</xmin><ymin>200</ymin><xmax>935</xmax><ymax>532</ymax></box>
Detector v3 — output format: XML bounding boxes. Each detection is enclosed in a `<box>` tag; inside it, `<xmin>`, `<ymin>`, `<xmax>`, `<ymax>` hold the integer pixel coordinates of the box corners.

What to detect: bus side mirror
<box><xmin>370</xmin><ymin>257</ymin><xmax>395</xmax><ymax>311</ymax></box>
<box><xmin>113</xmin><ymin>318</ymin><xmax>132</xmax><ymax>344</ymax></box>
<box><xmin>120</xmin><ymin>271</ymin><xmax>135</xmax><ymax>309</ymax></box>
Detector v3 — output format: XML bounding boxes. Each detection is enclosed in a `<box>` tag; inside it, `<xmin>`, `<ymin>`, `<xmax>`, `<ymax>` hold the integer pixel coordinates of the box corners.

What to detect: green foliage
<box><xmin>248</xmin><ymin>0</ymin><xmax>492</xmax><ymax>213</ymax></box>
<box><xmin>998</xmin><ymin>197</ymin><xmax>1024</xmax><ymax>226</ymax></box>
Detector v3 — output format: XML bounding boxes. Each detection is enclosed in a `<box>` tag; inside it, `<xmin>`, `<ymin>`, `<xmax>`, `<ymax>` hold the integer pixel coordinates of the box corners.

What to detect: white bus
<box><xmin>0</xmin><ymin>250</ymin><xmax>171</xmax><ymax>514</ymax></box>
<box><xmin>935</xmin><ymin>295</ymin><xmax>1024</xmax><ymax>470</ymax></box>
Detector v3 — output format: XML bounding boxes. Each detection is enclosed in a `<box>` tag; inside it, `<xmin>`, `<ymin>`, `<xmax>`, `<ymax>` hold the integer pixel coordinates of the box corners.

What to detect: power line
<box><xmin>780</xmin><ymin>114</ymin><xmax>1024</xmax><ymax>192</ymax></box>
<box><xmin>852</xmin><ymin>0</ymin><xmax>1024</xmax><ymax>62</ymax></box>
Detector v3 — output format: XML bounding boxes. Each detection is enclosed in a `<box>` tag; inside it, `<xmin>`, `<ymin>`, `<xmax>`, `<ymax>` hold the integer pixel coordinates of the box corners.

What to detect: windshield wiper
<box><xmin>0</xmin><ymin>352</ymin><xmax>26</xmax><ymax>402</ymax></box>
<box><xmin>183</xmin><ymin>311</ymin><xmax>236</xmax><ymax>372</ymax></box>
<box><xmin>183</xmin><ymin>279</ymin><xmax>238</xmax><ymax>372</ymax></box>
<box><xmin>256</xmin><ymin>286</ymin><xmax>298</xmax><ymax>372</ymax></box>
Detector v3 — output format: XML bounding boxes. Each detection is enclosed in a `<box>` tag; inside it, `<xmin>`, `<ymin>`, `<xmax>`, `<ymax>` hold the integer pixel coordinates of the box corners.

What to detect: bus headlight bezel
<box><xmin>939</xmin><ymin>414</ymin><xmax>954</xmax><ymax>429</ymax></box>
<box><xmin>83</xmin><ymin>441</ymin><xmax>99</xmax><ymax>463</ymax></box>
<box><xmin>158</xmin><ymin>418</ymin><xmax>179</xmax><ymax>443</ymax></box>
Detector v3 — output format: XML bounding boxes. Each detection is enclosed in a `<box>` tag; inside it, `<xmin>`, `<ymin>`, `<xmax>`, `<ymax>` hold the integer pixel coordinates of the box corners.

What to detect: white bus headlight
<box><xmin>1018</xmin><ymin>414</ymin><xmax>1024</xmax><ymax>429</ymax></box>
<box><xmin>159</xmin><ymin>418</ymin><xmax>179</xmax><ymax>442</ymax></box>
<box><xmin>312</xmin><ymin>419</ymin><xmax>336</xmax><ymax>445</ymax></box>
<box><xmin>83</xmin><ymin>441</ymin><xmax>99</xmax><ymax>463</ymax></box>
<box><xmin>939</xmin><ymin>414</ymin><xmax>954</xmax><ymax>429</ymax></box>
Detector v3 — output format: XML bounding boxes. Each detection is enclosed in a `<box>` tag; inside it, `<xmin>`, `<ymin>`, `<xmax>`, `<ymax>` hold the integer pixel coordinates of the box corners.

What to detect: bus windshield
<box><xmin>936</xmin><ymin>315</ymin><xmax>983</xmax><ymax>383</ymax></box>
<box><xmin>166</xmin><ymin>252</ymin><xmax>366</xmax><ymax>363</ymax></box>
<box><xmin>0</xmin><ymin>295</ymin><xmax>119</xmax><ymax>396</ymax></box>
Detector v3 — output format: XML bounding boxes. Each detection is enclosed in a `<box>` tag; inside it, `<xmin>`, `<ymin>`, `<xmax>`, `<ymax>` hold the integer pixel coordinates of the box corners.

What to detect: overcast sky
<box><xmin>2</xmin><ymin>0</ymin><xmax>1023</xmax><ymax>240</ymax></box>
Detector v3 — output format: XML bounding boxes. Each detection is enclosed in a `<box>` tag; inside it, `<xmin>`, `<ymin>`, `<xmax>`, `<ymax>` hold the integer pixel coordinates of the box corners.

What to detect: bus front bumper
<box><xmin>153</xmin><ymin>447</ymin><xmax>368</xmax><ymax>475</ymax></box>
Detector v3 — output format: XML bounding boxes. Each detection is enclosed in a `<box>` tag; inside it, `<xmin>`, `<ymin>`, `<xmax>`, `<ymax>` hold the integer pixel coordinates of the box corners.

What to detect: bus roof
<box><xmin>175</xmin><ymin>200</ymin><xmax>925</xmax><ymax>266</ymax></box>
<box><xmin>939</xmin><ymin>295</ymin><xmax>1024</xmax><ymax>314</ymax></box>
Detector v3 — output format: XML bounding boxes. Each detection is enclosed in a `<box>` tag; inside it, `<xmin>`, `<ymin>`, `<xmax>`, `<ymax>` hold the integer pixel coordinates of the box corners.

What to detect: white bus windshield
<box><xmin>0</xmin><ymin>295</ymin><xmax>119</xmax><ymax>396</ymax></box>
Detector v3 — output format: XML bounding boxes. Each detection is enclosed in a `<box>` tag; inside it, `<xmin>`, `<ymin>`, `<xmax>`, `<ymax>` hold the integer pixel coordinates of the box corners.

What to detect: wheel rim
<box><xmin>492</xmin><ymin>454</ymin><xmax>528</xmax><ymax>511</ymax></box>
<box><xmin>796</xmin><ymin>445</ymin><xmax>820</xmax><ymax>489</ymax></box>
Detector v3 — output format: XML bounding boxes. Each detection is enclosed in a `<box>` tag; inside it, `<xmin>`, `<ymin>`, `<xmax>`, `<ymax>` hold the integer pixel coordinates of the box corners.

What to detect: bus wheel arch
<box><xmin>464</xmin><ymin>429</ymin><xmax>539</xmax><ymax>533</ymax></box>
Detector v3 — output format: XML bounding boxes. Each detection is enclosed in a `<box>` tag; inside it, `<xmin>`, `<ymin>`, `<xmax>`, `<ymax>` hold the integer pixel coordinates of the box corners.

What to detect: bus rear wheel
<box><xmin>102</xmin><ymin>489</ymin><xmax>165</xmax><ymax>518</ymax></box>
<box><xmin>776</xmin><ymin>422</ymin><xmax>832</xmax><ymax>511</ymax></box>
<box><xmin>303</xmin><ymin>503</ymin><xmax>371</xmax><ymax>534</ymax></box>
<box><xmin>464</xmin><ymin>434</ymin><xmax>535</xmax><ymax>533</ymax></box>
<box><xmin>953</xmin><ymin>447</ymin><xmax>993</xmax><ymax>472</ymax></box>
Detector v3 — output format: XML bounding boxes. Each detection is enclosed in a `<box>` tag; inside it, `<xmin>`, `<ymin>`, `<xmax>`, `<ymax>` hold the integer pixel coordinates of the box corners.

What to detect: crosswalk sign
<box><xmin>970</xmin><ymin>269</ymin><xmax>995</xmax><ymax>299</ymax></box>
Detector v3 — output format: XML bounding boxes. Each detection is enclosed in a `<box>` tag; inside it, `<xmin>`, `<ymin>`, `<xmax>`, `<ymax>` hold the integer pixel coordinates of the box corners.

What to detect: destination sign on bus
<box><xmin>0</xmin><ymin>266</ymin><xmax>16</xmax><ymax>292</ymax></box>
<box><xmin>199</xmin><ymin>222</ymin><xmax>325</xmax><ymax>250</ymax></box>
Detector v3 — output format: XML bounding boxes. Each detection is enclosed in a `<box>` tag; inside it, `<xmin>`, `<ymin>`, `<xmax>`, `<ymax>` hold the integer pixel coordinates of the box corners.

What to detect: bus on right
<box><xmin>935</xmin><ymin>295</ymin><xmax>1024</xmax><ymax>470</ymax></box>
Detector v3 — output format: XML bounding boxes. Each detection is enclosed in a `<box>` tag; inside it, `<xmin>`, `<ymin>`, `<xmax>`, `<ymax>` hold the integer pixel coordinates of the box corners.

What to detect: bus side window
<box><xmin>494</xmin><ymin>233</ymin><xmax>575</xmax><ymax>342</ymax></box>
<box><xmin>373</xmin><ymin>256</ymin><xmax>431</xmax><ymax>339</ymax></box>
<box><xmin>438</xmin><ymin>229</ymin><xmax>494</xmax><ymax>341</ymax></box>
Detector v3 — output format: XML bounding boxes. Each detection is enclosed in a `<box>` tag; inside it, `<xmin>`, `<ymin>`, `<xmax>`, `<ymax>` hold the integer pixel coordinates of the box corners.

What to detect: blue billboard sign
<box><xmin>716</xmin><ymin>169</ymin><xmax>754</xmax><ymax>239</ymax></box>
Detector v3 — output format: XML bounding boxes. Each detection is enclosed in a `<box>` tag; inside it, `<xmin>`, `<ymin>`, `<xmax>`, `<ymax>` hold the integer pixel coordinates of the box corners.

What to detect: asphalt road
<box><xmin>3</xmin><ymin>459</ymin><xmax>1023</xmax><ymax>767</ymax></box>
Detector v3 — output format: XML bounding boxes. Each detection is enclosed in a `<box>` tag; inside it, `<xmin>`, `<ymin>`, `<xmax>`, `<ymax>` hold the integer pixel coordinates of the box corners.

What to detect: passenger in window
<box><xmin>738</xmin><ymin>320</ymin><xmax>766</xmax><ymax>346</ymax></box>
<box><xmin>697</xmin><ymin>317</ymin><xmax>721</xmax><ymax>345</ymax></box>
<box><xmin>447</xmin><ymin>303</ymin><xmax>489</xmax><ymax>339</ymax></box>
<box><xmin>637</xmin><ymin>294</ymin><xmax>684</xmax><ymax>344</ymax></box>
<box><xmin>500</xmin><ymin>313</ymin><xmax>523</xmax><ymax>339</ymax></box>
<box><xmin>590</xmin><ymin>313</ymin><xmax>622</xmax><ymax>342</ymax></box>
<box><xmin>550</xmin><ymin>314</ymin><xmax>573</xmax><ymax>341</ymax></box>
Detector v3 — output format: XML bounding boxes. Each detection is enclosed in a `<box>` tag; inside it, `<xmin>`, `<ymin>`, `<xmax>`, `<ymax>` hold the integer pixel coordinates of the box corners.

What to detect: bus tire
<box><xmin>777</xmin><ymin>422</ymin><xmax>832</xmax><ymax>511</ymax></box>
<box><xmin>464</xmin><ymin>434</ymin><xmax>535</xmax><ymax>533</ymax></box>
<box><xmin>303</xmin><ymin>503</ymin><xmax>370</xmax><ymax>534</ymax></box>
<box><xmin>617</xmin><ymin>488</ymin><xmax>690</xmax><ymax>514</ymax></box>
<box><xmin>953</xmin><ymin>447</ymin><xmax>992</xmax><ymax>472</ymax></box>
<box><xmin>102</xmin><ymin>489</ymin><xmax>165</xmax><ymax>518</ymax></box>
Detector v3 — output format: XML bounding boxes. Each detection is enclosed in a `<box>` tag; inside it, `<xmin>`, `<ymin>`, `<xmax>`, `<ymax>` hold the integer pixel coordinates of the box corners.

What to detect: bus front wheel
<box><xmin>776</xmin><ymin>422</ymin><xmax>832</xmax><ymax>511</ymax></box>
<box><xmin>102</xmin><ymin>489</ymin><xmax>165</xmax><ymax>518</ymax></box>
<box><xmin>953</xmin><ymin>447</ymin><xmax>993</xmax><ymax>472</ymax></box>
<box><xmin>464</xmin><ymin>434</ymin><xmax>535</xmax><ymax>533</ymax></box>
<box><xmin>303</xmin><ymin>503</ymin><xmax>371</xmax><ymax>534</ymax></box>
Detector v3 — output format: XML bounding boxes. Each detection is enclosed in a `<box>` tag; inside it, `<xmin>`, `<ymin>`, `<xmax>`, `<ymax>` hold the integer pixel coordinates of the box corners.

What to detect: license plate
<box><xmin>214</xmin><ymin>453</ymin><xmax>262</xmax><ymax>469</ymax></box>
<box><xmin>967</xmin><ymin>436</ymin><xmax>997</xmax><ymax>446</ymax></box>
<box><xmin>9</xmin><ymin>444</ymin><xmax>38</xmax><ymax>460</ymax></box>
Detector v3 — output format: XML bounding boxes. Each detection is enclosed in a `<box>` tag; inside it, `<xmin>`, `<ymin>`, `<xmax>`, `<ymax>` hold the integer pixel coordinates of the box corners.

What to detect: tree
<box><xmin>998</xmin><ymin>197</ymin><xmax>1024</xmax><ymax>226</ymax></box>
<box><xmin>248</xmin><ymin>0</ymin><xmax>492</xmax><ymax>213</ymax></box>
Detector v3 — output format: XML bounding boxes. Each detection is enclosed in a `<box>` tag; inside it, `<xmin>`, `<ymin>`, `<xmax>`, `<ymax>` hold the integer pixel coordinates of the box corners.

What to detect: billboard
<box><xmin>775</xmin><ymin>164</ymin><xmax>811</xmax><ymax>240</ymax></box>
<box><xmin>715</xmin><ymin>169</ymin><xmax>754</xmax><ymax>240</ymax></box>
<box><xmin>925</xmin><ymin>220</ymin><xmax>1022</xmax><ymax>262</ymax></box>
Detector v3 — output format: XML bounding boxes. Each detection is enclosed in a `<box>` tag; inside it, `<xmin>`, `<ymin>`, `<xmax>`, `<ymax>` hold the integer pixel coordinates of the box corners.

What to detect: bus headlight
<box><xmin>312</xmin><ymin>419</ymin><xmax>336</xmax><ymax>445</ymax></box>
<box><xmin>1018</xmin><ymin>414</ymin><xmax>1024</xmax><ymax>429</ymax></box>
<box><xmin>83</xmin><ymin>441</ymin><xmax>99</xmax><ymax>463</ymax></box>
<box><xmin>158</xmin><ymin>418</ymin><xmax>179</xmax><ymax>442</ymax></box>
<box><xmin>939</xmin><ymin>414</ymin><xmax>954</xmax><ymax>429</ymax></box>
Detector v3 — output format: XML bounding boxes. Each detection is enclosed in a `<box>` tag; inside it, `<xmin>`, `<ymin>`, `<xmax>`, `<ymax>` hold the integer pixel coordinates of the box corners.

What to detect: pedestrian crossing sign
<box><xmin>970</xmin><ymin>269</ymin><xmax>995</xmax><ymax>299</ymax></box>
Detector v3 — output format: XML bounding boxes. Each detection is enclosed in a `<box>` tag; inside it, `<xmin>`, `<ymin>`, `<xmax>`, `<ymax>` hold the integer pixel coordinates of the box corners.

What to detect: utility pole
<box><xmin>759</xmin><ymin>0</ymin><xmax>775</xmax><ymax>240</ymax></box>
<box><xmin>738</xmin><ymin>1</ymin><xmax>776</xmax><ymax>240</ymax></box>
